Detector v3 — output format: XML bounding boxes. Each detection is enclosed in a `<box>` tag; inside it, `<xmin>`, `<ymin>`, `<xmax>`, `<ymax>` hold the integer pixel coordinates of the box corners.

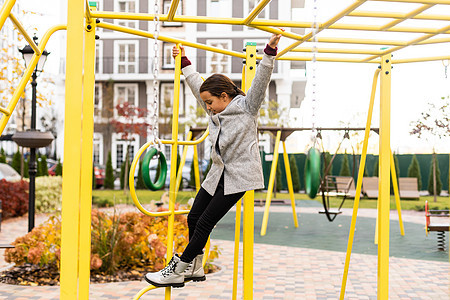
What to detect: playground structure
<box><xmin>1</xmin><ymin>0</ymin><xmax>450</xmax><ymax>299</ymax></box>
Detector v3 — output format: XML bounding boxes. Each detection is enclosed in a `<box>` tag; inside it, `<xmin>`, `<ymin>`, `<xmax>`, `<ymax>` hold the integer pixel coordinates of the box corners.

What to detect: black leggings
<box><xmin>179</xmin><ymin>173</ymin><xmax>245</xmax><ymax>263</ymax></box>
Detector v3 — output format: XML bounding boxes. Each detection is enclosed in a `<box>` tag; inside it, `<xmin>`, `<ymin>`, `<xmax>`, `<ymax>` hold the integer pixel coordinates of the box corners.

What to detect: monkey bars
<box><xmin>0</xmin><ymin>0</ymin><xmax>450</xmax><ymax>299</ymax></box>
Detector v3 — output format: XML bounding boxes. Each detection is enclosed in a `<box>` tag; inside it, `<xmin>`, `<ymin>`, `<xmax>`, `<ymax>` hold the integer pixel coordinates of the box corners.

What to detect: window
<box><xmin>93</xmin><ymin>133</ymin><xmax>104</xmax><ymax>165</ymax></box>
<box><xmin>112</xmin><ymin>133</ymin><xmax>140</xmax><ymax>169</ymax></box>
<box><xmin>206</xmin><ymin>40</ymin><xmax>231</xmax><ymax>74</ymax></box>
<box><xmin>160</xmin><ymin>82</ymin><xmax>185</xmax><ymax>117</ymax></box>
<box><xmin>95</xmin><ymin>41</ymin><xmax>102</xmax><ymax>74</ymax></box>
<box><xmin>207</xmin><ymin>0</ymin><xmax>231</xmax><ymax>31</ymax></box>
<box><xmin>162</xmin><ymin>43</ymin><xmax>175</xmax><ymax>69</ymax></box>
<box><xmin>114</xmin><ymin>84</ymin><xmax>139</xmax><ymax>117</ymax></box>
<box><xmin>94</xmin><ymin>83</ymin><xmax>102</xmax><ymax>116</ymax></box>
<box><xmin>163</xmin><ymin>0</ymin><xmax>182</xmax><ymax>27</ymax></box>
<box><xmin>115</xmin><ymin>41</ymin><xmax>138</xmax><ymax>74</ymax></box>
<box><xmin>116</xmin><ymin>144</ymin><xmax>124</xmax><ymax>167</ymax></box>
<box><xmin>116</xmin><ymin>0</ymin><xmax>138</xmax><ymax>28</ymax></box>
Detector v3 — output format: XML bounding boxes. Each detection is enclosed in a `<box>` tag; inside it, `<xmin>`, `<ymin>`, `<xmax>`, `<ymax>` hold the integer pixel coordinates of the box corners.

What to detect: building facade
<box><xmin>56</xmin><ymin>0</ymin><xmax>307</xmax><ymax>171</ymax></box>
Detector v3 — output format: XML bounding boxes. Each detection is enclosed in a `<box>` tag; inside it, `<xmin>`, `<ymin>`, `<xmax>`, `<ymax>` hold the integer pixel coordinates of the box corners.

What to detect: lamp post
<box><xmin>13</xmin><ymin>36</ymin><xmax>51</xmax><ymax>232</ymax></box>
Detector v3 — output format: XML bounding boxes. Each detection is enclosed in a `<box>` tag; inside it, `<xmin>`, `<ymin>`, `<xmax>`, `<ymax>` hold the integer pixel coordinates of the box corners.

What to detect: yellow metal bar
<box><xmin>282</xmin><ymin>141</ymin><xmax>299</xmax><ymax>228</ymax></box>
<box><xmin>378</xmin><ymin>53</ymin><xmax>392</xmax><ymax>300</ymax></box>
<box><xmin>349</xmin><ymin>10</ymin><xmax>450</xmax><ymax>21</ymax></box>
<box><xmin>133</xmin><ymin>286</ymin><xmax>158</xmax><ymax>300</ymax></box>
<box><xmin>9</xmin><ymin>13</ymin><xmax>41</xmax><ymax>55</ymax></box>
<box><xmin>79</xmin><ymin>11</ymin><xmax>96</xmax><ymax>299</ymax></box>
<box><xmin>85</xmin><ymin>0</ymin><xmax>93</xmax><ymax>23</ymax></box>
<box><xmin>0</xmin><ymin>106</ymin><xmax>10</xmax><ymax>116</ymax></box>
<box><xmin>392</xmin><ymin>55</ymin><xmax>450</xmax><ymax>64</ymax></box>
<box><xmin>60</xmin><ymin>0</ymin><xmax>85</xmax><ymax>297</ymax></box>
<box><xmin>174</xmin><ymin>131</ymin><xmax>192</xmax><ymax>200</ymax></box>
<box><xmin>177</xmin><ymin>128</ymin><xmax>209</xmax><ymax>145</ymax></box>
<box><xmin>243</xmin><ymin>0</ymin><xmax>271</xmax><ymax>25</ymax></box>
<box><xmin>167</xmin><ymin>0</ymin><xmax>180</xmax><ymax>21</ymax></box>
<box><xmin>390</xmin><ymin>150</ymin><xmax>405</xmax><ymax>236</ymax></box>
<box><xmin>317</xmin><ymin>37</ymin><xmax>407</xmax><ymax>46</ymax></box>
<box><xmin>379</xmin><ymin>4</ymin><xmax>434</xmax><ymax>31</ymax></box>
<box><xmin>260</xmin><ymin>131</ymin><xmax>281</xmax><ymax>236</ymax></box>
<box><xmin>277</xmin><ymin>55</ymin><xmax>380</xmax><ymax>64</ymax></box>
<box><xmin>277</xmin><ymin>0</ymin><xmax>368</xmax><ymax>58</ymax></box>
<box><xmin>292</xmin><ymin>47</ymin><xmax>383</xmax><ymax>55</ymax></box>
<box><xmin>372</xmin><ymin>0</ymin><xmax>450</xmax><ymax>4</ymax></box>
<box><xmin>0</xmin><ymin>24</ymin><xmax>66</xmax><ymax>136</ymax></box>
<box><xmin>340</xmin><ymin>69</ymin><xmax>380</xmax><ymax>300</ymax></box>
<box><xmin>0</xmin><ymin>0</ymin><xmax>15</xmax><ymax>32</ymax></box>
<box><xmin>232</xmin><ymin>199</ymin><xmax>242</xmax><ymax>300</ymax></box>
<box><xmin>193</xmin><ymin>143</ymin><xmax>201</xmax><ymax>191</ymax></box>
<box><xmin>97</xmin><ymin>22</ymin><xmax>246</xmax><ymax>59</ymax></box>
<box><xmin>242</xmin><ymin>43</ymin><xmax>256</xmax><ymax>300</ymax></box>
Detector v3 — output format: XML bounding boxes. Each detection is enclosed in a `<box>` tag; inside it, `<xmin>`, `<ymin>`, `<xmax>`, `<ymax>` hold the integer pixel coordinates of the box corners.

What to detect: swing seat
<box><xmin>319</xmin><ymin>209</ymin><xmax>342</xmax><ymax>215</ymax></box>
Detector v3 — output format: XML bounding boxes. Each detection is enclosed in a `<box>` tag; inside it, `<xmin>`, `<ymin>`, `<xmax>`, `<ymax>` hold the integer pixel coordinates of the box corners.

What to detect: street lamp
<box><xmin>13</xmin><ymin>36</ymin><xmax>52</xmax><ymax>232</ymax></box>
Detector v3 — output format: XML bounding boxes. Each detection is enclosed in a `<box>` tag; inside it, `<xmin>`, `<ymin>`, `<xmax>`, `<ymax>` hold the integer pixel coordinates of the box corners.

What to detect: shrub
<box><xmin>427</xmin><ymin>154</ymin><xmax>442</xmax><ymax>196</ymax></box>
<box><xmin>11</xmin><ymin>150</ymin><xmax>21</xmax><ymax>174</ymax></box>
<box><xmin>92</xmin><ymin>196</ymin><xmax>114</xmax><ymax>208</ymax></box>
<box><xmin>0</xmin><ymin>179</ymin><xmax>28</xmax><ymax>220</ymax></box>
<box><xmin>35</xmin><ymin>176</ymin><xmax>62</xmax><ymax>213</ymax></box>
<box><xmin>339</xmin><ymin>153</ymin><xmax>351</xmax><ymax>176</ymax></box>
<box><xmin>136</xmin><ymin>160</ymin><xmax>146</xmax><ymax>189</ymax></box>
<box><xmin>55</xmin><ymin>159</ymin><xmax>62</xmax><ymax>176</ymax></box>
<box><xmin>322</xmin><ymin>152</ymin><xmax>333</xmax><ymax>176</ymax></box>
<box><xmin>276</xmin><ymin>156</ymin><xmax>282</xmax><ymax>192</ymax></box>
<box><xmin>373</xmin><ymin>159</ymin><xmax>379</xmax><ymax>177</ymax></box>
<box><xmin>289</xmin><ymin>155</ymin><xmax>300</xmax><ymax>192</ymax></box>
<box><xmin>104</xmin><ymin>152</ymin><xmax>115</xmax><ymax>189</ymax></box>
<box><xmin>407</xmin><ymin>154</ymin><xmax>422</xmax><ymax>190</ymax></box>
<box><xmin>5</xmin><ymin>207</ymin><xmax>220</xmax><ymax>278</ymax></box>
<box><xmin>0</xmin><ymin>148</ymin><xmax>6</xmax><ymax>163</ymax></box>
<box><xmin>39</xmin><ymin>155</ymin><xmax>49</xmax><ymax>177</ymax></box>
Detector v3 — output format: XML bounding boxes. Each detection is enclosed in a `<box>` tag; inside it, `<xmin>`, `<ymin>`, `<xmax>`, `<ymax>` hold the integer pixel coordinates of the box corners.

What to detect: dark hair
<box><xmin>200</xmin><ymin>74</ymin><xmax>246</xmax><ymax>99</ymax></box>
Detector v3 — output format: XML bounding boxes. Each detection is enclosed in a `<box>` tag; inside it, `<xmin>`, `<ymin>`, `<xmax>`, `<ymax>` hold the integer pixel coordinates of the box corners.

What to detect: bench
<box><xmin>399</xmin><ymin>177</ymin><xmax>420</xmax><ymax>199</ymax></box>
<box><xmin>425</xmin><ymin>201</ymin><xmax>450</xmax><ymax>251</ymax></box>
<box><xmin>362</xmin><ymin>177</ymin><xmax>378</xmax><ymax>198</ymax></box>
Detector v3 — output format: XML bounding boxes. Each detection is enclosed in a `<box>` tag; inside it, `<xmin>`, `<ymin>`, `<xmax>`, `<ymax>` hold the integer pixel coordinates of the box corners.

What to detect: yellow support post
<box><xmin>232</xmin><ymin>199</ymin><xmax>242</xmax><ymax>300</ymax></box>
<box><xmin>79</xmin><ymin>5</ymin><xmax>97</xmax><ymax>298</ymax></box>
<box><xmin>193</xmin><ymin>142</ymin><xmax>201</xmax><ymax>191</ymax></box>
<box><xmin>390</xmin><ymin>150</ymin><xmax>405</xmax><ymax>236</ymax></box>
<box><xmin>0</xmin><ymin>0</ymin><xmax>15</xmax><ymax>32</ymax></box>
<box><xmin>282</xmin><ymin>141</ymin><xmax>299</xmax><ymax>228</ymax></box>
<box><xmin>378</xmin><ymin>53</ymin><xmax>392</xmax><ymax>300</ymax></box>
<box><xmin>340</xmin><ymin>69</ymin><xmax>380</xmax><ymax>300</ymax></box>
<box><xmin>242</xmin><ymin>42</ymin><xmax>256</xmax><ymax>300</ymax></box>
<box><xmin>260</xmin><ymin>130</ymin><xmax>281</xmax><ymax>236</ymax></box>
<box><xmin>60</xmin><ymin>0</ymin><xmax>85</xmax><ymax>298</ymax></box>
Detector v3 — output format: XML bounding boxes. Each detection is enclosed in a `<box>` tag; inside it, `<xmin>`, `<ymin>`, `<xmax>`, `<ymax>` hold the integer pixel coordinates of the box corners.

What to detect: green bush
<box><xmin>92</xmin><ymin>196</ymin><xmax>114</xmax><ymax>207</ymax></box>
<box><xmin>11</xmin><ymin>150</ymin><xmax>21</xmax><ymax>174</ymax></box>
<box><xmin>0</xmin><ymin>148</ymin><xmax>6</xmax><ymax>163</ymax></box>
<box><xmin>39</xmin><ymin>155</ymin><xmax>49</xmax><ymax>177</ymax></box>
<box><xmin>427</xmin><ymin>154</ymin><xmax>442</xmax><ymax>196</ymax></box>
<box><xmin>407</xmin><ymin>154</ymin><xmax>422</xmax><ymax>190</ymax></box>
<box><xmin>136</xmin><ymin>160</ymin><xmax>146</xmax><ymax>189</ymax></box>
<box><xmin>373</xmin><ymin>159</ymin><xmax>379</xmax><ymax>177</ymax></box>
<box><xmin>289</xmin><ymin>154</ymin><xmax>300</xmax><ymax>192</ymax></box>
<box><xmin>35</xmin><ymin>176</ymin><xmax>63</xmax><ymax>213</ymax></box>
<box><xmin>55</xmin><ymin>159</ymin><xmax>62</xmax><ymax>176</ymax></box>
<box><xmin>104</xmin><ymin>152</ymin><xmax>115</xmax><ymax>189</ymax></box>
<box><xmin>339</xmin><ymin>153</ymin><xmax>351</xmax><ymax>176</ymax></box>
<box><xmin>322</xmin><ymin>152</ymin><xmax>333</xmax><ymax>176</ymax></box>
<box><xmin>276</xmin><ymin>156</ymin><xmax>282</xmax><ymax>192</ymax></box>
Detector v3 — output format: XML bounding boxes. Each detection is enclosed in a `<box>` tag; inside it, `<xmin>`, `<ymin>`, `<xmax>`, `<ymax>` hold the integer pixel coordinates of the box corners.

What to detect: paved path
<box><xmin>0</xmin><ymin>203</ymin><xmax>449</xmax><ymax>299</ymax></box>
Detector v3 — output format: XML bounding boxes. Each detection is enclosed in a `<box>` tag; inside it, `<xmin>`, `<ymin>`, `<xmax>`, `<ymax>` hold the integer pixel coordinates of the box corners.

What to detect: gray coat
<box><xmin>183</xmin><ymin>54</ymin><xmax>275</xmax><ymax>195</ymax></box>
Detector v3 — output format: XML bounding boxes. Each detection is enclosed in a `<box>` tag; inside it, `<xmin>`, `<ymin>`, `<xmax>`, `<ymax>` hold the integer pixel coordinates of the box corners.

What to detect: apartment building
<box><xmin>56</xmin><ymin>0</ymin><xmax>307</xmax><ymax>171</ymax></box>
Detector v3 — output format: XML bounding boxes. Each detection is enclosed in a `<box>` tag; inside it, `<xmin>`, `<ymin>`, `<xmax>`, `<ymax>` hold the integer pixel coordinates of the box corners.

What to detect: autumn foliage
<box><xmin>0</xmin><ymin>179</ymin><xmax>28</xmax><ymax>220</ymax></box>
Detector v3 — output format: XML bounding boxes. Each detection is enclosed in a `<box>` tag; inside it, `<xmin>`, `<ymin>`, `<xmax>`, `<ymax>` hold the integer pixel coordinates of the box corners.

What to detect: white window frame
<box><xmin>160</xmin><ymin>82</ymin><xmax>185</xmax><ymax>117</ymax></box>
<box><xmin>111</xmin><ymin>133</ymin><xmax>140</xmax><ymax>170</ymax></box>
<box><xmin>94</xmin><ymin>83</ymin><xmax>103</xmax><ymax>116</ymax></box>
<box><xmin>114</xmin><ymin>83</ymin><xmax>139</xmax><ymax>118</ymax></box>
<box><xmin>115</xmin><ymin>0</ymin><xmax>139</xmax><ymax>28</ymax></box>
<box><xmin>114</xmin><ymin>40</ymin><xmax>139</xmax><ymax>74</ymax></box>
<box><xmin>207</xmin><ymin>0</ymin><xmax>231</xmax><ymax>32</ymax></box>
<box><xmin>206</xmin><ymin>39</ymin><xmax>231</xmax><ymax>74</ymax></box>
<box><xmin>244</xmin><ymin>0</ymin><xmax>269</xmax><ymax>31</ymax></box>
<box><xmin>93</xmin><ymin>132</ymin><xmax>104</xmax><ymax>165</ymax></box>
<box><xmin>162</xmin><ymin>42</ymin><xmax>175</xmax><ymax>69</ymax></box>
<box><xmin>163</xmin><ymin>0</ymin><xmax>182</xmax><ymax>27</ymax></box>
<box><xmin>95</xmin><ymin>40</ymin><xmax>103</xmax><ymax>74</ymax></box>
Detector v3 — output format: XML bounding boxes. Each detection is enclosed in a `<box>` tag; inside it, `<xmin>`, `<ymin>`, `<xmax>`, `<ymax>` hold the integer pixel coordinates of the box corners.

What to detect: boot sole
<box><xmin>145</xmin><ymin>276</ymin><xmax>185</xmax><ymax>288</ymax></box>
<box><xmin>185</xmin><ymin>275</ymin><xmax>206</xmax><ymax>282</ymax></box>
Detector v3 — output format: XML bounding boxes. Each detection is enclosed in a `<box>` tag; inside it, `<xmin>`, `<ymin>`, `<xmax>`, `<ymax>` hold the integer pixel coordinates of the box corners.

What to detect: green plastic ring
<box><xmin>305</xmin><ymin>148</ymin><xmax>321</xmax><ymax>199</ymax></box>
<box><xmin>142</xmin><ymin>148</ymin><xmax>167</xmax><ymax>191</ymax></box>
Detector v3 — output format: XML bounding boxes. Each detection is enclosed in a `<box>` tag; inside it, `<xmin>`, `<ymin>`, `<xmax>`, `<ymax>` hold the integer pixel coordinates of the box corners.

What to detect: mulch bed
<box><xmin>0</xmin><ymin>263</ymin><xmax>220</xmax><ymax>286</ymax></box>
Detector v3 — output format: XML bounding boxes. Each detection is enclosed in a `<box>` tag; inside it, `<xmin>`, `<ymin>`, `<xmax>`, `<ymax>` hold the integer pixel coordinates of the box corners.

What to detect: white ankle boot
<box><xmin>183</xmin><ymin>254</ymin><xmax>206</xmax><ymax>282</ymax></box>
<box><xmin>145</xmin><ymin>255</ymin><xmax>189</xmax><ymax>288</ymax></box>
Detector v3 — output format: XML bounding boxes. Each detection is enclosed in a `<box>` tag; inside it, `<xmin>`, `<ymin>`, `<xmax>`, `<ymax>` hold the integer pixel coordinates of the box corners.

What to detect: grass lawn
<box><xmin>92</xmin><ymin>189</ymin><xmax>450</xmax><ymax>211</ymax></box>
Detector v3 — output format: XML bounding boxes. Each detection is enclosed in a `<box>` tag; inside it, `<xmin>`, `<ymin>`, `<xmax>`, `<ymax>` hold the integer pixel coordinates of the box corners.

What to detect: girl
<box><xmin>145</xmin><ymin>32</ymin><xmax>282</xmax><ymax>288</ymax></box>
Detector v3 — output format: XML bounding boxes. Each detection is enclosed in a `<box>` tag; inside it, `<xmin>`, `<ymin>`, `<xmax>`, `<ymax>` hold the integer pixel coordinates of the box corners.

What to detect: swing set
<box><xmin>1</xmin><ymin>0</ymin><xmax>450</xmax><ymax>299</ymax></box>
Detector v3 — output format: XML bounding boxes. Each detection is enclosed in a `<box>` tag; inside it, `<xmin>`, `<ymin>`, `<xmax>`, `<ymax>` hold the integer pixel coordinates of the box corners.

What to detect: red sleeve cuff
<box><xmin>181</xmin><ymin>56</ymin><xmax>191</xmax><ymax>68</ymax></box>
<box><xmin>264</xmin><ymin>44</ymin><xmax>277</xmax><ymax>56</ymax></box>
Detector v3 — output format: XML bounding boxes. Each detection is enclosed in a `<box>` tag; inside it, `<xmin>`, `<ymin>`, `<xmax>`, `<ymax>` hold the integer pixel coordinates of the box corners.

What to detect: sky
<box><xmin>18</xmin><ymin>0</ymin><xmax>450</xmax><ymax>155</ymax></box>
